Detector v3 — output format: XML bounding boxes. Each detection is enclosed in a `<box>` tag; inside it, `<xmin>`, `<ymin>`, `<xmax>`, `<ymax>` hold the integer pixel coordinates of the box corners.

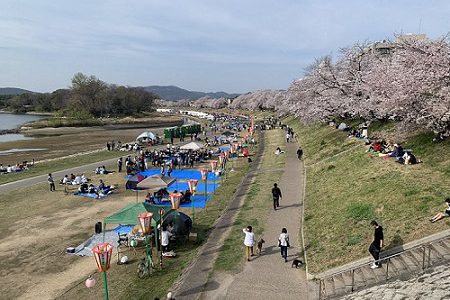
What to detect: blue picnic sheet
<box><xmin>153</xmin><ymin>194</ymin><xmax>211</xmax><ymax>208</ymax></box>
<box><xmin>139</xmin><ymin>169</ymin><xmax>220</xmax><ymax>181</ymax></box>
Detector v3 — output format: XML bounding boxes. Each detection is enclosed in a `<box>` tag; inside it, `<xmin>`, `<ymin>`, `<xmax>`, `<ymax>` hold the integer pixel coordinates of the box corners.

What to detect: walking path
<box><xmin>203</xmin><ymin>139</ymin><xmax>309</xmax><ymax>300</ymax></box>
<box><xmin>171</xmin><ymin>132</ymin><xmax>266</xmax><ymax>300</ymax></box>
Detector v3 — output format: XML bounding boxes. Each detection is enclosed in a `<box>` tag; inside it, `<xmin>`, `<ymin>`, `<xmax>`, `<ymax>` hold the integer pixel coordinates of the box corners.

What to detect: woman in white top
<box><xmin>161</xmin><ymin>225</ymin><xmax>173</xmax><ymax>253</ymax></box>
<box><xmin>278</xmin><ymin>228</ymin><xmax>289</xmax><ymax>262</ymax></box>
<box><xmin>243</xmin><ymin>226</ymin><xmax>255</xmax><ymax>261</ymax></box>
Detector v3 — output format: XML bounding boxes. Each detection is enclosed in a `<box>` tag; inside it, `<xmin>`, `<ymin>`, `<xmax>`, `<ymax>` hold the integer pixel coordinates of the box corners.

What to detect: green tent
<box><xmin>104</xmin><ymin>203</ymin><xmax>164</xmax><ymax>228</ymax></box>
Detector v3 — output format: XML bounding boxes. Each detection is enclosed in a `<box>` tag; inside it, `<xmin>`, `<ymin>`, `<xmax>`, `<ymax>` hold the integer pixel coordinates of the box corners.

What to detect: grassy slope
<box><xmin>214</xmin><ymin>129</ymin><xmax>285</xmax><ymax>272</ymax></box>
<box><xmin>286</xmin><ymin>117</ymin><xmax>450</xmax><ymax>273</ymax></box>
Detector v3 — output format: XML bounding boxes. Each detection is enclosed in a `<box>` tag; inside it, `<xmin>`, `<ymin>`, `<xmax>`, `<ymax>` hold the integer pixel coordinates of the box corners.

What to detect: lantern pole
<box><xmin>102</xmin><ymin>271</ymin><xmax>109</xmax><ymax>300</ymax></box>
<box><xmin>204</xmin><ymin>170</ymin><xmax>208</xmax><ymax>208</ymax></box>
<box><xmin>159</xmin><ymin>208</ymin><xmax>165</xmax><ymax>268</ymax></box>
<box><xmin>187</xmin><ymin>180</ymin><xmax>198</xmax><ymax>224</ymax></box>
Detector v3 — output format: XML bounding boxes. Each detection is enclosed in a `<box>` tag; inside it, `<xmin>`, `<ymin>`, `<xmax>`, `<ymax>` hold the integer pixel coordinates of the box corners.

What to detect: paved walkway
<box><xmin>205</xmin><ymin>139</ymin><xmax>309</xmax><ymax>300</ymax></box>
<box><xmin>172</xmin><ymin>132</ymin><xmax>266</xmax><ymax>300</ymax></box>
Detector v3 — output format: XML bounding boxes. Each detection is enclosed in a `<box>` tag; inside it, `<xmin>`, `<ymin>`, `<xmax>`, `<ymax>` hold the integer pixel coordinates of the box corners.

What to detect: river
<box><xmin>0</xmin><ymin>113</ymin><xmax>45</xmax><ymax>142</ymax></box>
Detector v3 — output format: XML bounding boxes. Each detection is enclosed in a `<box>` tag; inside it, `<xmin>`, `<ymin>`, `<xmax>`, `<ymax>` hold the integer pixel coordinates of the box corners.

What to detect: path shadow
<box><xmin>177</xmin><ymin>280</ymin><xmax>221</xmax><ymax>297</ymax></box>
<box><xmin>382</xmin><ymin>233</ymin><xmax>405</xmax><ymax>258</ymax></box>
<box><xmin>276</xmin><ymin>203</ymin><xmax>302</xmax><ymax>210</ymax></box>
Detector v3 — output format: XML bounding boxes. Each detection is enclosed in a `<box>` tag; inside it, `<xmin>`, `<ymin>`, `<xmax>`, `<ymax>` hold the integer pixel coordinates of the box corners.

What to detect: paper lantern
<box><xmin>209</xmin><ymin>160</ymin><xmax>218</xmax><ymax>172</ymax></box>
<box><xmin>187</xmin><ymin>179</ymin><xmax>198</xmax><ymax>194</ymax></box>
<box><xmin>85</xmin><ymin>276</ymin><xmax>96</xmax><ymax>288</ymax></box>
<box><xmin>170</xmin><ymin>192</ymin><xmax>182</xmax><ymax>209</ymax></box>
<box><xmin>138</xmin><ymin>212</ymin><xmax>154</xmax><ymax>234</ymax></box>
<box><xmin>92</xmin><ymin>242</ymin><xmax>113</xmax><ymax>272</ymax></box>
<box><xmin>199</xmin><ymin>168</ymin><xmax>208</xmax><ymax>181</ymax></box>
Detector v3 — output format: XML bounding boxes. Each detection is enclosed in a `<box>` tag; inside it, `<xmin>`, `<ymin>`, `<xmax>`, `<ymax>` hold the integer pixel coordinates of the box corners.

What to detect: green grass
<box><xmin>286</xmin><ymin>117</ymin><xmax>450</xmax><ymax>273</ymax></box>
<box><xmin>0</xmin><ymin>150</ymin><xmax>122</xmax><ymax>185</ymax></box>
<box><xmin>214</xmin><ymin>129</ymin><xmax>286</xmax><ymax>272</ymax></box>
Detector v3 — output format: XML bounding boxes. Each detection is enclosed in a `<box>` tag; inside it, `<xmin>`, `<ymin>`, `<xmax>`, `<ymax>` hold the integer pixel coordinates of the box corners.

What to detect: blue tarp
<box><xmin>73</xmin><ymin>192</ymin><xmax>110</xmax><ymax>199</ymax></box>
<box><xmin>139</xmin><ymin>169</ymin><xmax>220</xmax><ymax>181</ymax></box>
<box><xmin>112</xmin><ymin>225</ymin><xmax>134</xmax><ymax>234</ymax></box>
<box><xmin>153</xmin><ymin>194</ymin><xmax>211</xmax><ymax>208</ymax></box>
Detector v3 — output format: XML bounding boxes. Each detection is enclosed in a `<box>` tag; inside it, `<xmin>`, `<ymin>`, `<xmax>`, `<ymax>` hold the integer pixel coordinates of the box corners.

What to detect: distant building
<box><xmin>156</xmin><ymin>108</ymin><xmax>174</xmax><ymax>113</ymax></box>
<box><xmin>369</xmin><ymin>34</ymin><xmax>428</xmax><ymax>56</ymax></box>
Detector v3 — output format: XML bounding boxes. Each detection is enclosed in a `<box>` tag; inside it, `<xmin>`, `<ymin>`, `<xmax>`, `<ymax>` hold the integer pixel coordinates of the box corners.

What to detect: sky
<box><xmin>1</xmin><ymin>0</ymin><xmax>450</xmax><ymax>94</ymax></box>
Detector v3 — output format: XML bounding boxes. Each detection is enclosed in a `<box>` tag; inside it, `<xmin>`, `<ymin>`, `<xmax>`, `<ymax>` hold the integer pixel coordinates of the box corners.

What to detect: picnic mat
<box><xmin>67</xmin><ymin>231</ymin><xmax>118</xmax><ymax>257</ymax></box>
<box><xmin>167</xmin><ymin>182</ymin><xmax>219</xmax><ymax>193</ymax></box>
<box><xmin>139</xmin><ymin>169</ymin><xmax>220</xmax><ymax>181</ymax></box>
<box><xmin>112</xmin><ymin>225</ymin><xmax>134</xmax><ymax>235</ymax></box>
<box><xmin>73</xmin><ymin>192</ymin><xmax>110</xmax><ymax>199</ymax></box>
<box><xmin>154</xmin><ymin>194</ymin><xmax>211</xmax><ymax>208</ymax></box>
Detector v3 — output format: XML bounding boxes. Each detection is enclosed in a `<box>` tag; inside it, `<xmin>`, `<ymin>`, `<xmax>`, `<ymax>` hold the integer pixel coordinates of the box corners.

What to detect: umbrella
<box><xmin>180</xmin><ymin>141</ymin><xmax>204</xmax><ymax>151</ymax></box>
<box><xmin>222</xmin><ymin>131</ymin><xmax>235</xmax><ymax>137</ymax></box>
<box><xmin>136</xmin><ymin>131</ymin><xmax>155</xmax><ymax>142</ymax></box>
<box><xmin>137</xmin><ymin>175</ymin><xmax>176</xmax><ymax>190</ymax></box>
<box><xmin>125</xmin><ymin>174</ymin><xmax>146</xmax><ymax>190</ymax></box>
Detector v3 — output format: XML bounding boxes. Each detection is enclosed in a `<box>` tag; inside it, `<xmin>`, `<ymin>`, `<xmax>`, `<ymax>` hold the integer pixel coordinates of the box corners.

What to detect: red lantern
<box><xmin>85</xmin><ymin>276</ymin><xmax>96</xmax><ymax>288</ymax></box>
<box><xmin>170</xmin><ymin>192</ymin><xmax>182</xmax><ymax>209</ymax></box>
<box><xmin>138</xmin><ymin>212</ymin><xmax>154</xmax><ymax>234</ymax></box>
<box><xmin>209</xmin><ymin>160</ymin><xmax>218</xmax><ymax>172</ymax></box>
<box><xmin>187</xmin><ymin>179</ymin><xmax>198</xmax><ymax>194</ymax></box>
<box><xmin>199</xmin><ymin>168</ymin><xmax>208</xmax><ymax>181</ymax></box>
<box><xmin>92</xmin><ymin>242</ymin><xmax>113</xmax><ymax>272</ymax></box>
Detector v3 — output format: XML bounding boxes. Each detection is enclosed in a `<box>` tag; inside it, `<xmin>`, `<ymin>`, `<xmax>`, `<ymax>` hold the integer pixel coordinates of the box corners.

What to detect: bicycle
<box><xmin>137</xmin><ymin>250</ymin><xmax>155</xmax><ymax>278</ymax></box>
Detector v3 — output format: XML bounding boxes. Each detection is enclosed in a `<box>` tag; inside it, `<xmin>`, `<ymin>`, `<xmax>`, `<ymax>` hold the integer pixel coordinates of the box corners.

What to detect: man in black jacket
<box><xmin>369</xmin><ymin>220</ymin><xmax>384</xmax><ymax>268</ymax></box>
<box><xmin>271</xmin><ymin>183</ymin><xmax>282</xmax><ymax>210</ymax></box>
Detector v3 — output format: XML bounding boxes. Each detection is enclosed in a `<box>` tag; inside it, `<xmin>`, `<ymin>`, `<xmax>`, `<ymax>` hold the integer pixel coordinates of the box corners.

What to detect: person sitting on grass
<box><xmin>430</xmin><ymin>198</ymin><xmax>450</xmax><ymax>223</ymax></box>
<box><xmin>98</xmin><ymin>179</ymin><xmax>112</xmax><ymax>195</ymax></box>
<box><xmin>88</xmin><ymin>184</ymin><xmax>99</xmax><ymax>196</ymax></box>
<box><xmin>78</xmin><ymin>183</ymin><xmax>89</xmax><ymax>194</ymax></box>
<box><xmin>275</xmin><ymin>147</ymin><xmax>285</xmax><ymax>155</ymax></box>
<box><xmin>62</xmin><ymin>174</ymin><xmax>71</xmax><ymax>185</ymax></box>
<box><xmin>389</xmin><ymin>144</ymin><xmax>405</xmax><ymax>158</ymax></box>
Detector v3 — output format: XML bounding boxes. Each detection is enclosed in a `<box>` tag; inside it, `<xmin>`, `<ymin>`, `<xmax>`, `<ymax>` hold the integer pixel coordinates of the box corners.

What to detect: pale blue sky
<box><xmin>1</xmin><ymin>0</ymin><xmax>450</xmax><ymax>93</ymax></box>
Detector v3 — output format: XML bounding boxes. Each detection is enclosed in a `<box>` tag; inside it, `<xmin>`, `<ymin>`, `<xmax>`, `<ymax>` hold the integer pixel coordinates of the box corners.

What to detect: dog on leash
<box><xmin>291</xmin><ymin>258</ymin><xmax>303</xmax><ymax>268</ymax></box>
<box><xmin>256</xmin><ymin>238</ymin><xmax>265</xmax><ymax>255</ymax></box>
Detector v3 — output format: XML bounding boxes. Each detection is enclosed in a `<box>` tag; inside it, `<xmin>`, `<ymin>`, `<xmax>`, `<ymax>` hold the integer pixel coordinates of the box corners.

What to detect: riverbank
<box><xmin>0</xmin><ymin>115</ymin><xmax>183</xmax><ymax>165</ymax></box>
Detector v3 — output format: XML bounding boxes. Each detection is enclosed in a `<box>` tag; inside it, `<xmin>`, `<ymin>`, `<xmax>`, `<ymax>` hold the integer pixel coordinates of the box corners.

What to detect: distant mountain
<box><xmin>0</xmin><ymin>87</ymin><xmax>33</xmax><ymax>96</ymax></box>
<box><xmin>142</xmin><ymin>85</ymin><xmax>240</xmax><ymax>101</ymax></box>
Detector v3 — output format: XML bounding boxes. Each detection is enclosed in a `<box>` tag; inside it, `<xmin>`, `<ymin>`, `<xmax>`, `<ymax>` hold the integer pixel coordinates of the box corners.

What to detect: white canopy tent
<box><xmin>180</xmin><ymin>141</ymin><xmax>205</xmax><ymax>151</ymax></box>
<box><xmin>136</xmin><ymin>131</ymin><xmax>155</xmax><ymax>143</ymax></box>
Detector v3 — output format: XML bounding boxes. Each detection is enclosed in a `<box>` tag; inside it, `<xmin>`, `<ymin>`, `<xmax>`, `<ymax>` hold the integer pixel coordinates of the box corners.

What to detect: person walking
<box><xmin>243</xmin><ymin>226</ymin><xmax>255</xmax><ymax>261</ymax></box>
<box><xmin>272</xmin><ymin>183</ymin><xmax>282</xmax><ymax>210</ymax></box>
<box><xmin>369</xmin><ymin>220</ymin><xmax>384</xmax><ymax>268</ymax></box>
<box><xmin>278</xmin><ymin>228</ymin><xmax>290</xmax><ymax>262</ymax></box>
<box><xmin>48</xmin><ymin>173</ymin><xmax>55</xmax><ymax>192</ymax></box>
<box><xmin>296</xmin><ymin>147</ymin><xmax>303</xmax><ymax>160</ymax></box>
<box><xmin>117</xmin><ymin>157</ymin><xmax>123</xmax><ymax>173</ymax></box>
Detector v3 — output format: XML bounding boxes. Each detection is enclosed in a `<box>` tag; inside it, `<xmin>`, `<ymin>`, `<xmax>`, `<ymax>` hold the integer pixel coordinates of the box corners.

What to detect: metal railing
<box><xmin>317</xmin><ymin>235</ymin><xmax>450</xmax><ymax>299</ymax></box>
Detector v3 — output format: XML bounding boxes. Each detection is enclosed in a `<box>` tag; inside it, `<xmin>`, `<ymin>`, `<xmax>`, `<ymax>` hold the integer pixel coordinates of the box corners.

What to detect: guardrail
<box><xmin>317</xmin><ymin>235</ymin><xmax>450</xmax><ymax>299</ymax></box>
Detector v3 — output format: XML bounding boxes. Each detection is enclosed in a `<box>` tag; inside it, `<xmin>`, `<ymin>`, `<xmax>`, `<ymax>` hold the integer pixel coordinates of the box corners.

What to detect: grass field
<box><xmin>286</xmin><ymin>116</ymin><xmax>450</xmax><ymax>273</ymax></box>
<box><xmin>214</xmin><ymin>128</ymin><xmax>286</xmax><ymax>273</ymax></box>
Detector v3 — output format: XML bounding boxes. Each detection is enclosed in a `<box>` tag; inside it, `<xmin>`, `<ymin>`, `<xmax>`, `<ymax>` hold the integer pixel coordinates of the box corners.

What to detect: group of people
<box><xmin>0</xmin><ymin>160</ymin><xmax>34</xmax><ymax>174</ymax></box>
<box><xmin>242</xmin><ymin>225</ymin><xmax>290</xmax><ymax>263</ymax></box>
<box><xmin>367</xmin><ymin>140</ymin><xmax>419</xmax><ymax>165</ymax></box>
<box><xmin>60</xmin><ymin>173</ymin><xmax>90</xmax><ymax>185</ymax></box>
<box><xmin>76</xmin><ymin>179</ymin><xmax>113</xmax><ymax>198</ymax></box>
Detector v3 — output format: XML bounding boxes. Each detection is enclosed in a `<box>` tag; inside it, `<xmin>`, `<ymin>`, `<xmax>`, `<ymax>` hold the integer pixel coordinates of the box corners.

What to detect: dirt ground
<box><xmin>0</xmin><ymin>116</ymin><xmax>182</xmax><ymax>165</ymax></box>
<box><xmin>0</xmin><ymin>168</ymin><xmax>154</xmax><ymax>300</ymax></box>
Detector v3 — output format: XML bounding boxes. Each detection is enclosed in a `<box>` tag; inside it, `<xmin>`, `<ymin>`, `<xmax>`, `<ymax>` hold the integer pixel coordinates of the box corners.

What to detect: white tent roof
<box><xmin>136</xmin><ymin>131</ymin><xmax>155</xmax><ymax>141</ymax></box>
<box><xmin>180</xmin><ymin>141</ymin><xmax>204</xmax><ymax>150</ymax></box>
